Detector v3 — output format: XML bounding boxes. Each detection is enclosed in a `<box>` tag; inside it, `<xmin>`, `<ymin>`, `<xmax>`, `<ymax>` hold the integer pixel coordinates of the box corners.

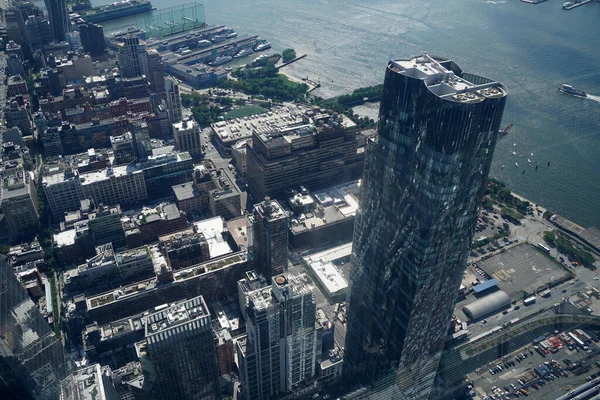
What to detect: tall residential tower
<box><xmin>237</xmin><ymin>273</ymin><xmax>320</xmax><ymax>400</ymax></box>
<box><xmin>135</xmin><ymin>296</ymin><xmax>221</xmax><ymax>399</ymax></box>
<box><xmin>343</xmin><ymin>54</ymin><xmax>507</xmax><ymax>399</ymax></box>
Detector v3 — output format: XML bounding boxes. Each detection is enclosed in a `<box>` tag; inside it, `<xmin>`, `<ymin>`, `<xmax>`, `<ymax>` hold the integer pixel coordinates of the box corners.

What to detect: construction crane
<box><xmin>498</xmin><ymin>124</ymin><xmax>513</xmax><ymax>141</ymax></box>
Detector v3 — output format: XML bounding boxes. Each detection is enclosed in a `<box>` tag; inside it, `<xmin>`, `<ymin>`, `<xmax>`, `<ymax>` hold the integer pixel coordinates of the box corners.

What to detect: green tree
<box><xmin>282</xmin><ymin>48</ymin><xmax>296</xmax><ymax>63</ymax></box>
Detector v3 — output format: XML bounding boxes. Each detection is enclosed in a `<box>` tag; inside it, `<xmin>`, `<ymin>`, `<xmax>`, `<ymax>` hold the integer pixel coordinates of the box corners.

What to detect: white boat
<box><xmin>513</xmin><ymin>143</ymin><xmax>517</xmax><ymax>147</ymax></box>
<box><xmin>528</xmin><ymin>159</ymin><xmax>532</xmax><ymax>163</ymax></box>
<box><xmin>512</xmin><ymin>151</ymin><xmax>517</xmax><ymax>156</ymax></box>
<box><xmin>530</xmin><ymin>152</ymin><xmax>534</xmax><ymax>157</ymax></box>
<box><xmin>254</xmin><ymin>41</ymin><xmax>272</xmax><ymax>51</ymax></box>
<box><xmin>515</xmin><ymin>163</ymin><xmax>519</xmax><ymax>167</ymax></box>
<box><xmin>197</xmin><ymin>39</ymin><xmax>211</xmax><ymax>47</ymax></box>
<box><xmin>208</xmin><ymin>55</ymin><xmax>233</xmax><ymax>66</ymax></box>
<box><xmin>227</xmin><ymin>32</ymin><xmax>238</xmax><ymax>38</ymax></box>
<box><xmin>234</xmin><ymin>48</ymin><xmax>254</xmax><ymax>58</ymax></box>
<box><xmin>252</xmin><ymin>54</ymin><xmax>268</xmax><ymax>63</ymax></box>
<box><xmin>501</xmin><ymin>165</ymin><xmax>505</xmax><ymax>169</ymax></box>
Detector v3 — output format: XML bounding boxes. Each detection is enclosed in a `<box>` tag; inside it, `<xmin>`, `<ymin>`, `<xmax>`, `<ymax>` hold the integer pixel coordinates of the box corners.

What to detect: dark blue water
<box><xmin>94</xmin><ymin>0</ymin><xmax>600</xmax><ymax>227</ymax></box>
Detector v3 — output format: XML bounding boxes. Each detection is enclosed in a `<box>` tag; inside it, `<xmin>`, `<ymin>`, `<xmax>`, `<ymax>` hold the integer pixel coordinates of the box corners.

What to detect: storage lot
<box><xmin>469</xmin><ymin>328</ymin><xmax>600</xmax><ymax>400</ymax></box>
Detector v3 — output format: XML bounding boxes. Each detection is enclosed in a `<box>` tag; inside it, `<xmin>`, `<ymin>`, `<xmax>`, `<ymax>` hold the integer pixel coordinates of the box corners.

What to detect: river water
<box><xmin>93</xmin><ymin>0</ymin><xmax>600</xmax><ymax>227</ymax></box>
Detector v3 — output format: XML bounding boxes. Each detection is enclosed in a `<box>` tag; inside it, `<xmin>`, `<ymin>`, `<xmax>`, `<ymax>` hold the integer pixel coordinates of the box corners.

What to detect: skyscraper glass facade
<box><xmin>344</xmin><ymin>55</ymin><xmax>507</xmax><ymax>399</ymax></box>
<box><xmin>0</xmin><ymin>258</ymin><xmax>67</xmax><ymax>399</ymax></box>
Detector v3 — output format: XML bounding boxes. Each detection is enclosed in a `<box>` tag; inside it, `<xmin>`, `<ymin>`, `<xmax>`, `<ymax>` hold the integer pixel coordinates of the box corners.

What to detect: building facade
<box><xmin>117</xmin><ymin>35</ymin><xmax>148</xmax><ymax>79</ymax></box>
<box><xmin>343</xmin><ymin>55</ymin><xmax>507</xmax><ymax>399</ymax></box>
<box><xmin>42</xmin><ymin>167</ymin><xmax>85</xmax><ymax>220</ymax></box>
<box><xmin>247</xmin><ymin>198</ymin><xmax>289</xmax><ymax>279</ymax></box>
<box><xmin>238</xmin><ymin>273</ymin><xmax>319</xmax><ymax>400</ymax></box>
<box><xmin>79</xmin><ymin>23</ymin><xmax>106</xmax><ymax>56</ymax></box>
<box><xmin>173</xmin><ymin>118</ymin><xmax>202</xmax><ymax>157</ymax></box>
<box><xmin>146</xmin><ymin>49</ymin><xmax>166</xmax><ymax>94</ymax></box>
<box><xmin>246</xmin><ymin>110</ymin><xmax>362</xmax><ymax>201</ymax></box>
<box><xmin>44</xmin><ymin>0</ymin><xmax>68</xmax><ymax>42</ymax></box>
<box><xmin>1</xmin><ymin>168</ymin><xmax>39</xmax><ymax>242</ymax></box>
<box><xmin>136</xmin><ymin>296</ymin><xmax>221</xmax><ymax>399</ymax></box>
<box><xmin>0</xmin><ymin>258</ymin><xmax>67</xmax><ymax>399</ymax></box>
<box><xmin>165</xmin><ymin>77</ymin><xmax>183</xmax><ymax>123</ymax></box>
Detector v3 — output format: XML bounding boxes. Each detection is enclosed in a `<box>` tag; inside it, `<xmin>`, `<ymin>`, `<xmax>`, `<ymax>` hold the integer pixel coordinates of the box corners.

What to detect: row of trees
<box><xmin>220</xmin><ymin>66</ymin><xmax>309</xmax><ymax>102</ymax></box>
<box><xmin>487</xmin><ymin>179</ymin><xmax>533</xmax><ymax>216</ymax></box>
<box><xmin>543</xmin><ymin>230</ymin><xmax>595</xmax><ymax>267</ymax></box>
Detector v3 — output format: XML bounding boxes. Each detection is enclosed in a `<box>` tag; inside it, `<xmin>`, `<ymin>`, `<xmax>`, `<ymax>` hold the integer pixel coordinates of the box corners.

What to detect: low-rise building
<box><xmin>159</xmin><ymin>227</ymin><xmax>210</xmax><ymax>271</ymax></box>
<box><xmin>288</xmin><ymin>180</ymin><xmax>360</xmax><ymax>248</ymax></box>
<box><xmin>122</xmin><ymin>202</ymin><xmax>188</xmax><ymax>248</ymax></box>
<box><xmin>246</xmin><ymin>107</ymin><xmax>363</xmax><ymax>201</ymax></box>
<box><xmin>80</xmin><ymin>164</ymin><xmax>147</xmax><ymax>208</ymax></box>
<box><xmin>42</xmin><ymin>165</ymin><xmax>85</xmax><ymax>220</ymax></box>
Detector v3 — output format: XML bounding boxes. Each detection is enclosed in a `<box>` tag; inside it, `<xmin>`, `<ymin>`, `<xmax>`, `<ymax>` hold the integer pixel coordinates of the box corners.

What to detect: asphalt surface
<box><xmin>470</xmin><ymin>332</ymin><xmax>600</xmax><ymax>400</ymax></box>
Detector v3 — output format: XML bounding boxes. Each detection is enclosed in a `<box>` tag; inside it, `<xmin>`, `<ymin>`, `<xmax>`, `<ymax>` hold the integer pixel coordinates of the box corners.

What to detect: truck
<box><xmin>540</xmin><ymin>289</ymin><xmax>551</xmax><ymax>298</ymax></box>
<box><xmin>524</xmin><ymin>296</ymin><xmax>537</xmax><ymax>306</ymax></box>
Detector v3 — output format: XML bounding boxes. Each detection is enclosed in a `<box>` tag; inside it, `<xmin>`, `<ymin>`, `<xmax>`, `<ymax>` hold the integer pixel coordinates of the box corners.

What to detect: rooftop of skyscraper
<box><xmin>246</xmin><ymin>272</ymin><xmax>313</xmax><ymax>311</ymax></box>
<box><xmin>144</xmin><ymin>295</ymin><xmax>210</xmax><ymax>337</ymax></box>
<box><xmin>59</xmin><ymin>363</ymin><xmax>113</xmax><ymax>400</ymax></box>
<box><xmin>390</xmin><ymin>54</ymin><xmax>507</xmax><ymax>102</ymax></box>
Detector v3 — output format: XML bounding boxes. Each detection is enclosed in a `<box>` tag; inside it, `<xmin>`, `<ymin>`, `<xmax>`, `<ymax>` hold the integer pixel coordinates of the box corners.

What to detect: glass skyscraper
<box><xmin>344</xmin><ymin>54</ymin><xmax>507</xmax><ymax>399</ymax></box>
<box><xmin>0</xmin><ymin>258</ymin><xmax>67</xmax><ymax>399</ymax></box>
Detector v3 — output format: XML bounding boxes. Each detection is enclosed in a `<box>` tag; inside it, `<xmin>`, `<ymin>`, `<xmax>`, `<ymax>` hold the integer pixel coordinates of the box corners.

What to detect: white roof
<box><xmin>194</xmin><ymin>216</ymin><xmax>232</xmax><ymax>258</ymax></box>
<box><xmin>54</xmin><ymin>229</ymin><xmax>77</xmax><ymax>247</ymax></box>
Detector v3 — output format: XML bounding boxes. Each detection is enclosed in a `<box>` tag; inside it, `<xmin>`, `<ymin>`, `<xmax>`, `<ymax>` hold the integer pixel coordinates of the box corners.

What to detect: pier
<box><xmin>275</xmin><ymin>55</ymin><xmax>321</xmax><ymax>92</ymax></box>
<box><xmin>563</xmin><ymin>0</ymin><xmax>593</xmax><ymax>10</ymax></box>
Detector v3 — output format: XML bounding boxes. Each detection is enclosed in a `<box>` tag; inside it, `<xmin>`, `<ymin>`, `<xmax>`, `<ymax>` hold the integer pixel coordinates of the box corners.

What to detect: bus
<box><xmin>524</xmin><ymin>296</ymin><xmax>537</xmax><ymax>306</ymax></box>
<box><xmin>538</xmin><ymin>243</ymin><xmax>551</xmax><ymax>253</ymax></box>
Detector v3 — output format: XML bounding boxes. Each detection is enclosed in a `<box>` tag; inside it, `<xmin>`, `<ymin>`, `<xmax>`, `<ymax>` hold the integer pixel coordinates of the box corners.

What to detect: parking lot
<box><xmin>476</xmin><ymin>243</ymin><xmax>571</xmax><ymax>298</ymax></box>
<box><xmin>469</xmin><ymin>328</ymin><xmax>600</xmax><ymax>400</ymax></box>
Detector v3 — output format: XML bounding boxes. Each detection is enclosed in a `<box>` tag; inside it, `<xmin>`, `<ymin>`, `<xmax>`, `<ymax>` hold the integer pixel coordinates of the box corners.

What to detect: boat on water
<box><xmin>515</xmin><ymin>163</ymin><xmax>519</xmax><ymax>167</ymax></box>
<box><xmin>227</xmin><ymin>32</ymin><xmax>238</xmax><ymax>39</ymax></box>
<box><xmin>558</xmin><ymin>83</ymin><xmax>586</xmax><ymax>97</ymax></box>
<box><xmin>528</xmin><ymin>159</ymin><xmax>532</xmax><ymax>163</ymax></box>
<box><xmin>252</xmin><ymin>54</ymin><xmax>268</xmax><ymax>63</ymax></box>
<box><xmin>254</xmin><ymin>41</ymin><xmax>272</xmax><ymax>51</ymax></box>
<box><xmin>530</xmin><ymin>152</ymin><xmax>534</xmax><ymax>156</ymax></box>
<box><xmin>563</xmin><ymin>2</ymin><xmax>574</xmax><ymax>9</ymax></box>
<box><xmin>512</xmin><ymin>151</ymin><xmax>517</xmax><ymax>156</ymax></box>
<box><xmin>80</xmin><ymin>0</ymin><xmax>152</xmax><ymax>23</ymax></box>
<box><xmin>208</xmin><ymin>55</ymin><xmax>233</xmax><ymax>66</ymax></box>
<box><xmin>211</xmin><ymin>35</ymin><xmax>227</xmax><ymax>43</ymax></box>
<box><xmin>234</xmin><ymin>48</ymin><xmax>254</xmax><ymax>58</ymax></box>
<box><xmin>501</xmin><ymin>165</ymin><xmax>505</xmax><ymax>169</ymax></box>
<box><xmin>197</xmin><ymin>40</ymin><xmax>212</xmax><ymax>48</ymax></box>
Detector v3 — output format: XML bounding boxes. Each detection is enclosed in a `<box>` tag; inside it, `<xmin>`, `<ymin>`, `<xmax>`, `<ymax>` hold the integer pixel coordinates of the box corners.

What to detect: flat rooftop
<box><xmin>60</xmin><ymin>364</ymin><xmax>112</xmax><ymax>400</ymax></box>
<box><xmin>79</xmin><ymin>164</ymin><xmax>140</xmax><ymax>185</ymax></box>
<box><xmin>390</xmin><ymin>54</ymin><xmax>507</xmax><ymax>102</ymax></box>
<box><xmin>303</xmin><ymin>243</ymin><xmax>351</xmax><ymax>297</ymax></box>
<box><xmin>193</xmin><ymin>216</ymin><xmax>232</xmax><ymax>258</ymax></box>
<box><xmin>226</xmin><ymin>217</ymin><xmax>248</xmax><ymax>250</ymax></box>
<box><xmin>144</xmin><ymin>295</ymin><xmax>209</xmax><ymax>339</ymax></box>
<box><xmin>290</xmin><ymin>181</ymin><xmax>360</xmax><ymax>234</ymax></box>
<box><xmin>476</xmin><ymin>243</ymin><xmax>572</xmax><ymax>298</ymax></box>
<box><xmin>211</xmin><ymin>105</ymin><xmax>307</xmax><ymax>145</ymax></box>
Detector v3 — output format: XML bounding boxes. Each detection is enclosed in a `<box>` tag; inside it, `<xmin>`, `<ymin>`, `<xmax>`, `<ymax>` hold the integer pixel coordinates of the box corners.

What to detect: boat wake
<box><xmin>586</xmin><ymin>94</ymin><xmax>600</xmax><ymax>103</ymax></box>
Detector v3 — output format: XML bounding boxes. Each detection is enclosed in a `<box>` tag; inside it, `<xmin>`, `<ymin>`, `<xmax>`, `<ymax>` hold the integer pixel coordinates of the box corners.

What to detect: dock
<box><xmin>563</xmin><ymin>0</ymin><xmax>593</xmax><ymax>10</ymax></box>
<box><xmin>275</xmin><ymin>54</ymin><xmax>307</xmax><ymax>70</ymax></box>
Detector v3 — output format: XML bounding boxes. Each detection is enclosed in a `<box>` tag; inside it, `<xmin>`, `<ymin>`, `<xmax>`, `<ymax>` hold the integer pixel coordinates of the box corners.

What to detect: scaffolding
<box><xmin>137</xmin><ymin>2</ymin><xmax>205</xmax><ymax>39</ymax></box>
